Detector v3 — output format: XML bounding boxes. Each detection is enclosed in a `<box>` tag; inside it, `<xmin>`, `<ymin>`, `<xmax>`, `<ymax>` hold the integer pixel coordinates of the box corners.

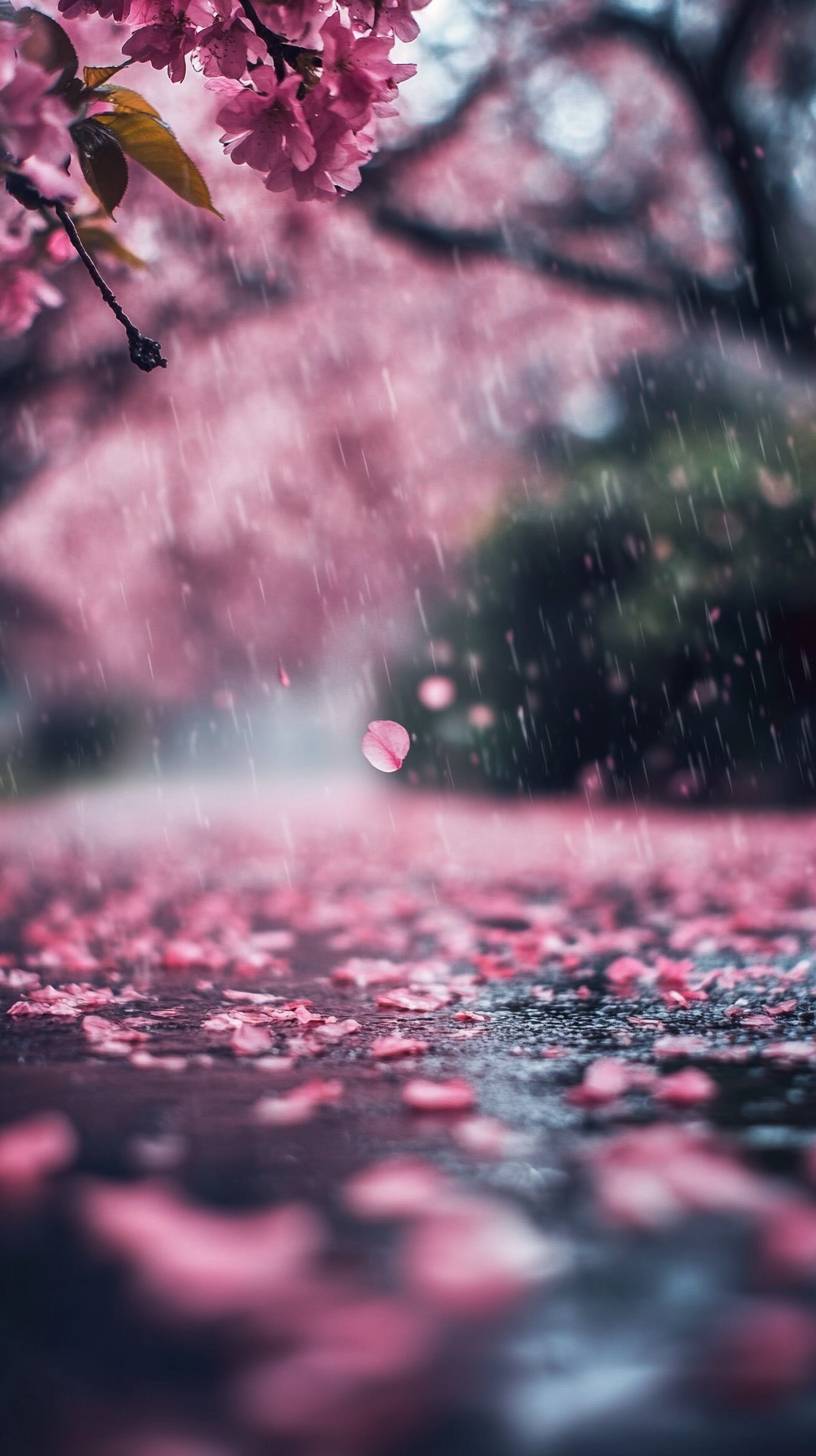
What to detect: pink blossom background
<box><xmin>0</xmin><ymin>0</ymin><xmax>661</xmax><ymax>715</ymax></box>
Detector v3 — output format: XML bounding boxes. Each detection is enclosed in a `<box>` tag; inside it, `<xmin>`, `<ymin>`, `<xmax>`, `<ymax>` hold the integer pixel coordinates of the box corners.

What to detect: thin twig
<box><xmin>236</xmin><ymin>0</ymin><xmax>299</xmax><ymax>81</ymax></box>
<box><xmin>6</xmin><ymin>170</ymin><xmax>166</xmax><ymax>372</ymax></box>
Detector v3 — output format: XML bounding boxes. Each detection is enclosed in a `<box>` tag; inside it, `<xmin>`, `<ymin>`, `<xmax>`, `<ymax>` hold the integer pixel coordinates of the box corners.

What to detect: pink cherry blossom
<box><xmin>337</xmin><ymin>0</ymin><xmax>431</xmax><ymax>44</ymax></box>
<box><xmin>0</xmin><ymin>21</ymin><xmax>70</xmax><ymax>167</ymax></box>
<box><xmin>266</xmin><ymin>98</ymin><xmax>374</xmax><ymax>200</ymax></box>
<box><xmin>263</xmin><ymin>0</ymin><xmax>333</xmax><ymax>45</ymax></box>
<box><xmin>59</xmin><ymin>0</ymin><xmax>134</xmax><ymax>19</ymax></box>
<box><xmin>218</xmin><ymin>68</ymin><xmax>316</xmax><ymax>178</ymax></box>
<box><xmin>196</xmin><ymin>13</ymin><xmax>262</xmax><ymax>80</ymax></box>
<box><xmin>0</xmin><ymin>262</ymin><xmax>62</xmax><ymax>339</ymax></box>
<box><xmin>123</xmin><ymin>0</ymin><xmax>204</xmax><ymax>83</ymax></box>
<box><xmin>318</xmin><ymin>12</ymin><xmax>416</xmax><ymax>125</ymax></box>
<box><xmin>361</xmin><ymin>719</ymin><xmax>410</xmax><ymax>772</ymax></box>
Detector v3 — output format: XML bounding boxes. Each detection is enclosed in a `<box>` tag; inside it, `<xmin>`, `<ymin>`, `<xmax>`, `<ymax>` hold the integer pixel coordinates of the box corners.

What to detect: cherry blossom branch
<box><xmin>5</xmin><ymin>170</ymin><xmax>166</xmax><ymax>372</ymax></box>
<box><xmin>235</xmin><ymin>0</ymin><xmax>309</xmax><ymax>82</ymax></box>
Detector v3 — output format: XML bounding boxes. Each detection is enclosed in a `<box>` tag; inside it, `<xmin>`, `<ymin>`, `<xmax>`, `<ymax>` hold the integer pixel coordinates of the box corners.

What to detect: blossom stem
<box><xmin>236</xmin><ymin>0</ymin><xmax>301</xmax><ymax>82</ymax></box>
<box><xmin>5</xmin><ymin>170</ymin><xmax>166</xmax><ymax>372</ymax></box>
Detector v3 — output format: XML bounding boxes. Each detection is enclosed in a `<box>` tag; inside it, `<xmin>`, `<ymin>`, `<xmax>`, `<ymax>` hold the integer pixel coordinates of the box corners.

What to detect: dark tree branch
<box><xmin>370</xmin><ymin>204</ymin><xmax>679</xmax><ymax>305</ymax></box>
<box><xmin>236</xmin><ymin>0</ymin><xmax>317</xmax><ymax>82</ymax></box>
<box><xmin>552</xmin><ymin>0</ymin><xmax>815</xmax><ymax>357</ymax></box>
<box><xmin>5</xmin><ymin>170</ymin><xmax>166</xmax><ymax>372</ymax></box>
<box><xmin>709</xmin><ymin>0</ymin><xmax>768</xmax><ymax>81</ymax></box>
<box><xmin>369</xmin><ymin>200</ymin><xmax>816</xmax><ymax>369</ymax></box>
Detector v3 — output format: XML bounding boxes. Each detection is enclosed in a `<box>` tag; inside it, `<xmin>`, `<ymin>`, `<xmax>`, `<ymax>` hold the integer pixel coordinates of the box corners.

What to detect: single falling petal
<box><xmin>277</xmin><ymin>661</ymin><xmax>291</xmax><ymax>687</ymax></box>
<box><xmin>417</xmin><ymin>675</ymin><xmax>456</xmax><ymax>711</ymax></box>
<box><xmin>362</xmin><ymin>719</ymin><xmax>411</xmax><ymax>773</ymax></box>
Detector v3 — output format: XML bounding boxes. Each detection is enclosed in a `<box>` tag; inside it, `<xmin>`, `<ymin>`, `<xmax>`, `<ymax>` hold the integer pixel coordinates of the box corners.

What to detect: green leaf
<box><xmin>17</xmin><ymin>7</ymin><xmax>78</xmax><ymax>89</ymax></box>
<box><xmin>76</xmin><ymin>224</ymin><xmax>146</xmax><ymax>270</ymax></box>
<box><xmin>95</xmin><ymin>111</ymin><xmax>222</xmax><ymax>217</ymax></box>
<box><xmin>83</xmin><ymin>63</ymin><xmax>130</xmax><ymax>90</ymax></box>
<box><xmin>71</xmin><ymin>120</ymin><xmax>129</xmax><ymax>218</ymax></box>
<box><xmin>97</xmin><ymin>85</ymin><xmax>161</xmax><ymax>118</ymax></box>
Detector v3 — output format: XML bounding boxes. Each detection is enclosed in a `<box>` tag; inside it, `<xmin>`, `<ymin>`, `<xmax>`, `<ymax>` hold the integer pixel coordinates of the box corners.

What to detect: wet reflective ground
<box><xmin>1</xmin><ymin>784</ymin><xmax>816</xmax><ymax>1455</ymax></box>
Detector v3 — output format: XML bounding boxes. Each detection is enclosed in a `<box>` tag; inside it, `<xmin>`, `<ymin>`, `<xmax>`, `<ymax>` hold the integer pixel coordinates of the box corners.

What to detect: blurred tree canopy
<box><xmin>379</xmin><ymin>387</ymin><xmax>816</xmax><ymax>803</ymax></box>
<box><xmin>372</xmin><ymin>0</ymin><xmax>816</xmax><ymax>373</ymax></box>
<box><xmin>5</xmin><ymin>0</ymin><xmax>816</xmax><ymax>758</ymax></box>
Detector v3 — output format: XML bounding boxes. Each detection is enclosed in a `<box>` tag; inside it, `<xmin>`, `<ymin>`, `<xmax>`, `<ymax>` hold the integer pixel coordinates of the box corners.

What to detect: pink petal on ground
<box><xmin>234</xmin><ymin>1298</ymin><xmax>434</xmax><ymax>1436</ymax></box>
<box><xmin>453</xmin><ymin>1115</ymin><xmax>529</xmax><ymax>1158</ymax></box>
<box><xmin>80</xmin><ymin>1180</ymin><xmax>324</xmax><ymax>1321</ymax></box>
<box><xmin>655</xmin><ymin>1067</ymin><xmax>718</xmax><ymax>1105</ymax></box>
<box><xmin>332</xmin><ymin>958</ymin><xmax>405</xmax><ymax>987</ymax></box>
<box><xmin>254</xmin><ymin>1079</ymin><xmax>343</xmax><ymax>1126</ymax></box>
<box><xmin>568</xmin><ymin>1057</ymin><xmax>655</xmax><ymax>1107</ymax></box>
<box><xmin>313</xmin><ymin>1017</ymin><xmax>362</xmax><ymax>1043</ymax></box>
<box><xmin>361</xmin><ymin>720</ymin><xmax>411</xmax><ymax>773</ymax></box>
<box><xmin>761</xmin><ymin>1199</ymin><xmax>816</xmax><ymax>1276</ymax></box>
<box><xmin>589</xmin><ymin>1125</ymin><xmax>774</xmax><ymax>1230</ymax></box>
<box><xmin>400</xmin><ymin>1194</ymin><xmax>556</xmax><ymax>1314</ymax></box>
<box><xmin>0</xmin><ymin>1111</ymin><xmax>77</xmax><ymax>1202</ymax></box>
<box><xmin>604</xmin><ymin>956</ymin><xmax>650</xmax><ymax>993</ymax></box>
<box><xmin>376</xmin><ymin>986</ymin><xmax>452</xmax><ymax>1012</ymax></box>
<box><xmin>370</xmin><ymin>1033</ymin><xmax>429</xmax><ymax>1059</ymax></box>
<box><xmin>703</xmin><ymin>1301</ymin><xmax>816</xmax><ymax>1405</ymax></box>
<box><xmin>402</xmin><ymin>1077</ymin><xmax>475</xmax><ymax>1112</ymax></box>
<box><xmin>230</xmin><ymin>1021</ymin><xmax>274</xmax><ymax>1056</ymax></box>
<box><xmin>344</xmin><ymin>1157</ymin><xmax>452</xmax><ymax>1219</ymax></box>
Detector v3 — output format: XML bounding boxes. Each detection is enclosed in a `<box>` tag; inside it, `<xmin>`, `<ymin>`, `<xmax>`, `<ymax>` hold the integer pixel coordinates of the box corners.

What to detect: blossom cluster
<box><xmin>0</xmin><ymin>0</ymin><xmax>429</xmax><ymax>344</ymax></box>
<box><xmin>63</xmin><ymin>0</ymin><xmax>428</xmax><ymax>197</ymax></box>
<box><xmin>0</xmin><ymin>19</ymin><xmax>76</xmax><ymax>338</ymax></box>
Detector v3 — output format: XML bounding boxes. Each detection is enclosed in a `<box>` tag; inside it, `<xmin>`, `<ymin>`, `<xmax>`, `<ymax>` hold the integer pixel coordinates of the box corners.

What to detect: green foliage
<box><xmin>379</xmin><ymin>416</ymin><xmax>816</xmax><ymax>802</ymax></box>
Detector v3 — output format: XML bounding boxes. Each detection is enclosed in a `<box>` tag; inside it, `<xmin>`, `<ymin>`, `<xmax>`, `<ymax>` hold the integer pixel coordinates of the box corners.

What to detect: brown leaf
<box><xmin>98</xmin><ymin>85</ymin><xmax>161</xmax><ymax>118</ymax></box>
<box><xmin>76</xmin><ymin>224</ymin><xmax>146</xmax><ymax>270</ymax></box>
<box><xmin>83</xmin><ymin>63</ymin><xmax>130</xmax><ymax>90</ymax></box>
<box><xmin>95</xmin><ymin>111</ymin><xmax>222</xmax><ymax>217</ymax></box>
<box><xmin>71</xmin><ymin>120</ymin><xmax>129</xmax><ymax>218</ymax></box>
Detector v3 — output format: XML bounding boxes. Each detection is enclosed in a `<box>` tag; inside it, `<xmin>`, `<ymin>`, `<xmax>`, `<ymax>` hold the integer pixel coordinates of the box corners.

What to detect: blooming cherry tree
<box><xmin>0</xmin><ymin>0</ymin><xmax>428</xmax><ymax>366</ymax></box>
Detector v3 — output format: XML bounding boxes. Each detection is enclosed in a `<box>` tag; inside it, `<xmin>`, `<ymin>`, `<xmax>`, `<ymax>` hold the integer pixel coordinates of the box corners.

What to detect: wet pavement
<box><xmin>1</xmin><ymin>781</ymin><xmax>816</xmax><ymax>1455</ymax></box>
